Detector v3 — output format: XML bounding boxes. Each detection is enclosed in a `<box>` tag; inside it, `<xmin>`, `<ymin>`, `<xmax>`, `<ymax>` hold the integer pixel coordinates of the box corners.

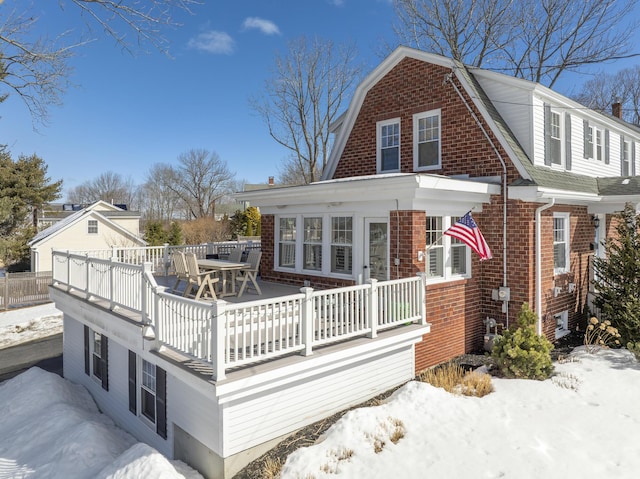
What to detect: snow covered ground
<box><xmin>0</xmin><ymin>305</ymin><xmax>202</xmax><ymax>479</ymax></box>
<box><xmin>281</xmin><ymin>347</ymin><xmax>640</xmax><ymax>478</ymax></box>
<box><xmin>3</xmin><ymin>305</ymin><xmax>639</xmax><ymax>478</ymax></box>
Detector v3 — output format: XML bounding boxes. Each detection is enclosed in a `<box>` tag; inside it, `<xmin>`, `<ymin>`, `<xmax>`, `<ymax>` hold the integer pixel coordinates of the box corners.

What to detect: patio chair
<box><xmin>227</xmin><ymin>247</ymin><xmax>243</xmax><ymax>263</ymax></box>
<box><xmin>235</xmin><ymin>250</ymin><xmax>262</xmax><ymax>297</ymax></box>
<box><xmin>171</xmin><ymin>252</ymin><xmax>189</xmax><ymax>294</ymax></box>
<box><xmin>183</xmin><ymin>252</ymin><xmax>219</xmax><ymax>300</ymax></box>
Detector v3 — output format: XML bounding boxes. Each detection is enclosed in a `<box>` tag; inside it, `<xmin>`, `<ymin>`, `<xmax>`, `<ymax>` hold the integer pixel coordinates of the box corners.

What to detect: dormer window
<box><xmin>377</xmin><ymin>118</ymin><xmax>400</xmax><ymax>173</ymax></box>
<box><xmin>549</xmin><ymin>111</ymin><xmax>561</xmax><ymax>165</ymax></box>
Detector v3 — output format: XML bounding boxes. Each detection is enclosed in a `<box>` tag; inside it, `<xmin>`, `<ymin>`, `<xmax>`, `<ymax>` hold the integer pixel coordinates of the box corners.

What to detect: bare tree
<box><xmin>251</xmin><ymin>37</ymin><xmax>362</xmax><ymax>184</ymax></box>
<box><xmin>139</xmin><ymin>163</ymin><xmax>182</xmax><ymax>222</ymax></box>
<box><xmin>67</xmin><ymin>171</ymin><xmax>138</xmax><ymax>208</ymax></box>
<box><xmin>164</xmin><ymin>149</ymin><xmax>235</xmax><ymax>219</ymax></box>
<box><xmin>574</xmin><ymin>66</ymin><xmax>640</xmax><ymax>125</ymax></box>
<box><xmin>394</xmin><ymin>0</ymin><xmax>639</xmax><ymax>87</ymax></box>
<box><xmin>0</xmin><ymin>1</ymin><xmax>197</xmax><ymax>124</ymax></box>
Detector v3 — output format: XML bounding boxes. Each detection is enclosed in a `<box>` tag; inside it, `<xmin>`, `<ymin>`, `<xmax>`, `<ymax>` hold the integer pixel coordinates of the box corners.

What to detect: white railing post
<box><xmin>367</xmin><ymin>279</ymin><xmax>378</xmax><ymax>338</ymax></box>
<box><xmin>417</xmin><ymin>272</ymin><xmax>427</xmax><ymax>325</ymax></box>
<box><xmin>300</xmin><ymin>287</ymin><xmax>314</xmax><ymax>356</ymax></box>
<box><xmin>109</xmin><ymin>254</ymin><xmax>118</xmax><ymax>310</ymax></box>
<box><xmin>163</xmin><ymin>243</ymin><xmax>170</xmax><ymax>276</ymax></box>
<box><xmin>153</xmin><ymin>287</ymin><xmax>162</xmax><ymax>350</ymax></box>
<box><xmin>141</xmin><ymin>262</ymin><xmax>153</xmax><ymax>324</ymax></box>
<box><xmin>85</xmin><ymin>253</ymin><xmax>90</xmax><ymax>297</ymax></box>
<box><xmin>211</xmin><ymin>300</ymin><xmax>227</xmax><ymax>381</ymax></box>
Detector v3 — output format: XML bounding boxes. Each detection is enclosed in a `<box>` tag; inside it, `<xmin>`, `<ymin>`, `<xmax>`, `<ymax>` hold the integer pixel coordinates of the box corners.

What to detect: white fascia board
<box><xmin>589</xmin><ymin>197</ymin><xmax>640</xmax><ymax>214</ymax></box>
<box><xmin>509</xmin><ymin>185</ymin><xmax>601</xmax><ymax>204</ymax></box>
<box><xmin>237</xmin><ymin>174</ymin><xmax>499</xmax><ymax>214</ymax></box>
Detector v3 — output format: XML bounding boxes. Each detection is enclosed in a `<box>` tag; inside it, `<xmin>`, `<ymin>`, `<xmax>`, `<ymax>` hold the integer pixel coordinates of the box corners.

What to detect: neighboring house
<box><xmin>29</xmin><ymin>200</ymin><xmax>145</xmax><ymax>272</ymax></box>
<box><xmin>237</xmin><ymin>46</ymin><xmax>640</xmax><ymax>370</ymax></box>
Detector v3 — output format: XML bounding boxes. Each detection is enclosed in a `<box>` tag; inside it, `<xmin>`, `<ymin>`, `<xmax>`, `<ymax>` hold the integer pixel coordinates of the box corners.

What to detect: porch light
<box><xmin>592</xmin><ymin>215</ymin><xmax>600</xmax><ymax>228</ymax></box>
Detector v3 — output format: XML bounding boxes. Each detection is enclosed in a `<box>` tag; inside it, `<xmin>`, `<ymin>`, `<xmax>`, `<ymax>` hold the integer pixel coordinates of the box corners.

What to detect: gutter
<box><xmin>535</xmin><ymin>199</ymin><xmax>555</xmax><ymax>335</ymax></box>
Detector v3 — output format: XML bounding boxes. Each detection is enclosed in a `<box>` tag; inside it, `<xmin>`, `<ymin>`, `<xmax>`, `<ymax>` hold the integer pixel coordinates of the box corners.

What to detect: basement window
<box><xmin>555</xmin><ymin>311</ymin><xmax>569</xmax><ymax>339</ymax></box>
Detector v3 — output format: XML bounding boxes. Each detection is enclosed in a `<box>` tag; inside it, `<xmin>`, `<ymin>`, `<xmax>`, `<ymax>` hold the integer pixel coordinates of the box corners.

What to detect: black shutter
<box><xmin>633</xmin><ymin>141</ymin><xmax>637</xmax><ymax>176</ymax></box>
<box><xmin>156</xmin><ymin>366</ymin><xmax>167</xmax><ymax>439</ymax></box>
<box><xmin>565</xmin><ymin>114</ymin><xmax>572</xmax><ymax>170</ymax></box>
<box><xmin>544</xmin><ymin>103</ymin><xmax>552</xmax><ymax>165</ymax></box>
<box><xmin>128</xmin><ymin>350</ymin><xmax>137</xmax><ymax>414</ymax></box>
<box><xmin>583</xmin><ymin>119</ymin><xmax>590</xmax><ymax>158</ymax></box>
<box><xmin>604</xmin><ymin>129</ymin><xmax>610</xmax><ymax>164</ymax></box>
<box><xmin>84</xmin><ymin>325</ymin><xmax>90</xmax><ymax>376</ymax></box>
<box><xmin>101</xmin><ymin>335</ymin><xmax>109</xmax><ymax>391</ymax></box>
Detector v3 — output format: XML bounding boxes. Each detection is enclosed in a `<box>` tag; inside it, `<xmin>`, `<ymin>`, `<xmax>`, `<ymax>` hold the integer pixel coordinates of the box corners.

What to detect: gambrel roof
<box><xmin>323</xmin><ymin>46</ymin><xmax>640</xmax><ymax>201</ymax></box>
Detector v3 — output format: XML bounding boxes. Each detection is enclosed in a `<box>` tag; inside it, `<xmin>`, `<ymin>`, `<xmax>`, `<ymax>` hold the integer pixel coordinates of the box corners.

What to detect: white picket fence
<box><xmin>51</xmin><ymin>250</ymin><xmax>426</xmax><ymax>380</ymax></box>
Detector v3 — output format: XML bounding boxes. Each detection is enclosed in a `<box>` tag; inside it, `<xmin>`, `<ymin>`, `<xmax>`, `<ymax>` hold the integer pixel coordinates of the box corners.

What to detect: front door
<box><xmin>364</xmin><ymin>219</ymin><xmax>389</xmax><ymax>281</ymax></box>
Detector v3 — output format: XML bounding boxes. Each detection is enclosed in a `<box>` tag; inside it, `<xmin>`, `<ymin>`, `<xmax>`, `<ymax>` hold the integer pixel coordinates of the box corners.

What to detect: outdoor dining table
<box><xmin>197</xmin><ymin>259</ymin><xmax>250</xmax><ymax>298</ymax></box>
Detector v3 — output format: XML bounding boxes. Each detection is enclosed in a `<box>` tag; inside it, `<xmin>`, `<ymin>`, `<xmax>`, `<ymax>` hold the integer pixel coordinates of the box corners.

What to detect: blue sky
<box><xmin>3</xmin><ymin>0</ymin><xmax>397</xmax><ymax>199</ymax></box>
<box><xmin>3</xmin><ymin>1</ymin><xmax>640</xmax><ymax>201</ymax></box>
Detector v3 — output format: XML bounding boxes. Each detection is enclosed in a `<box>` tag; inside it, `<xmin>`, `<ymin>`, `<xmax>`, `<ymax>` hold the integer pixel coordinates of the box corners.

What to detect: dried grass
<box><xmin>418</xmin><ymin>362</ymin><xmax>493</xmax><ymax>397</ymax></box>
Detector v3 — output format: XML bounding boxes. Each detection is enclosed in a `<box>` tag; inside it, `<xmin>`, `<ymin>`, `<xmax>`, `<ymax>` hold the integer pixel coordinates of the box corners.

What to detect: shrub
<box><xmin>627</xmin><ymin>341</ymin><xmax>640</xmax><ymax>361</ymax></box>
<box><xmin>491</xmin><ymin>303</ymin><xmax>554</xmax><ymax>380</ymax></box>
<box><xmin>584</xmin><ymin>316</ymin><xmax>621</xmax><ymax>353</ymax></box>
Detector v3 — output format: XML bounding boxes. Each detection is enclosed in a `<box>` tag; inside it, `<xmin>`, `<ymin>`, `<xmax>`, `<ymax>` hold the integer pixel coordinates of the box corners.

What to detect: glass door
<box><xmin>364</xmin><ymin>219</ymin><xmax>389</xmax><ymax>281</ymax></box>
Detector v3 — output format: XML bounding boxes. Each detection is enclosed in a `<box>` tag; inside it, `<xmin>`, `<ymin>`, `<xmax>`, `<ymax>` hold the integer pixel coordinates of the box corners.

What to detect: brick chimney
<box><xmin>268</xmin><ymin>176</ymin><xmax>274</xmax><ymax>186</ymax></box>
<box><xmin>612</xmin><ymin>102</ymin><xmax>622</xmax><ymax>119</ymax></box>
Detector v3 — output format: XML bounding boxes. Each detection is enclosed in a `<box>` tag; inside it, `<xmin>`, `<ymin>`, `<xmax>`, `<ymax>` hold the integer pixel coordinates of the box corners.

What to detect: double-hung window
<box><xmin>331</xmin><ymin>217</ymin><xmax>352</xmax><ymax>274</ymax></box>
<box><xmin>426</xmin><ymin>216</ymin><xmax>470</xmax><ymax>281</ymax></box>
<box><xmin>549</xmin><ymin>111</ymin><xmax>562</xmax><ymax>165</ymax></box>
<box><xmin>88</xmin><ymin>219</ymin><xmax>98</xmax><ymax>234</ymax></box>
<box><xmin>622</xmin><ymin>139</ymin><xmax>631</xmax><ymax>176</ymax></box>
<box><xmin>553</xmin><ymin>213</ymin><xmax>570</xmax><ymax>275</ymax></box>
<box><xmin>595</xmin><ymin>128</ymin><xmax>603</xmax><ymax>161</ymax></box>
<box><xmin>303</xmin><ymin>217</ymin><xmax>322</xmax><ymax>271</ymax></box>
<box><xmin>83</xmin><ymin>325</ymin><xmax>108</xmax><ymax>391</ymax></box>
<box><xmin>414</xmin><ymin>110</ymin><xmax>441</xmax><ymax>170</ymax></box>
<box><xmin>278</xmin><ymin>217</ymin><xmax>296</xmax><ymax>268</ymax></box>
<box><xmin>141</xmin><ymin>359</ymin><xmax>157</xmax><ymax>424</ymax></box>
<box><xmin>377</xmin><ymin>118</ymin><xmax>400</xmax><ymax>173</ymax></box>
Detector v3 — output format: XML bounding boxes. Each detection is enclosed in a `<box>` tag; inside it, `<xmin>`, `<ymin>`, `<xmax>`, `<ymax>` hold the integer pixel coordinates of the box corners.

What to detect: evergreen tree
<box><xmin>167</xmin><ymin>222</ymin><xmax>183</xmax><ymax>246</ymax></box>
<box><xmin>144</xmin><ymin>221</ymin><xmax>168</xmax><ymax>246</ymax></box>
<box><xmin>0</xmin><ymin>150</ymin><xmax>62</xmax><ymax>266</ymax></box>
<box><xmin>491</xmin><ymin>303</ymin><xmax>554</xmax><ymax>380</ymax></box>
<box><xmin>593</xmin><ymin>204</ymin><xmax>640</xmax><ymax>342</ymax></box>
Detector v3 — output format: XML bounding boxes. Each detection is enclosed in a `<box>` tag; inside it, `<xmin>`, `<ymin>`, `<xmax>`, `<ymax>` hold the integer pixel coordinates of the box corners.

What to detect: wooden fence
<box><xmin>0</xmin><ymin>271</ymin><xmax>53</xmax><ymax>310</ymax></box>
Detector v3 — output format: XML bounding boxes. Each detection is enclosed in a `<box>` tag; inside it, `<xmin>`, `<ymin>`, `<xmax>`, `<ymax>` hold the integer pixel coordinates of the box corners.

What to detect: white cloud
<box><xmin>187</xmin><ymin>30</ymin><xmax>235</xmax><ymax>54</ymax></box>
<box><xmin>242</xmin><ymin>17</ymin><xmax>281</xmax><ymax>35</ymax></box>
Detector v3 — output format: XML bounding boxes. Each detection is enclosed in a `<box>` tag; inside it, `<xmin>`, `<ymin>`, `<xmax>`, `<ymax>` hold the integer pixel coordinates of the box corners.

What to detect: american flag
<box><xmin>444</xmin><ymin>212</ymin><xmax>493</xmax><ymax>261</ymax></box>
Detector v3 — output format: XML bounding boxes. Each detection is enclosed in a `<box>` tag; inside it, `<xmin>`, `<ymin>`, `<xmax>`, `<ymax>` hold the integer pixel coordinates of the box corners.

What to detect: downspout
<box><xmin>535</xmin><ymin>199</ymin><xmax>555</xmax><ymax>335</ymax></box>
<box><xmin>444</xmin><ymin>71</ymin><xmax>510</xmax><ymax>326</ymax></box>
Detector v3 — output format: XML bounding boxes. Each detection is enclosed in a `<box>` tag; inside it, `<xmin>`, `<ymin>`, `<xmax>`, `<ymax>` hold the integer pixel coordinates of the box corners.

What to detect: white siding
<box><xmin>222</xmin><ymin>345</ymin><xmax>414</xmax><ymax>456</ymax></box>
<box><xmin>569</xmin><ymin>123</ymin><xmax>622</xmax><ymax>177</ymax></box>
<box><xmin>63</xmin><ymin>314</ymin><xmax>222</xmax><ymax>458</ymax></box>
<box><xmin>531</xmin><ymin>96</ymin><xmax>546</xmax><ymax>166</ymax></box>
<box><xmin>476</xmin><ymin>77</ymin><xmax>535</xmax><ymax>160</ymax></box>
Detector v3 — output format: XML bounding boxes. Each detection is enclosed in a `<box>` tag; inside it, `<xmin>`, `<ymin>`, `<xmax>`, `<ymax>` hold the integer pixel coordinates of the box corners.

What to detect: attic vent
<box><xmin>622</xmin><ymin>179</ymin><xmax>630</xmax><ymax>185</ymax></box>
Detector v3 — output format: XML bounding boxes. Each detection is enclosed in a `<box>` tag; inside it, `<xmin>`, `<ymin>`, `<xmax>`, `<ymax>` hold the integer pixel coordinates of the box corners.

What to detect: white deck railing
<box><xmin>52</xmin><ymin>250</ymin><xmax>426</xmax><ymax>381</ymax></box>
<box><xmin>65</xmin><ymin>241</ymin><xmax>261</xmax><ymax>275</ymax></box>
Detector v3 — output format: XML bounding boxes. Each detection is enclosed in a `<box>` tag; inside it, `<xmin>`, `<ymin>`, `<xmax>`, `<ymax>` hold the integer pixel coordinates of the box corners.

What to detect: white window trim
<box><xmin>413</xmin><ymin>109</ymin><xmax>441</xmax><ymax>171</ymax></box>
<box><xmin>88</xmin><ymin>219</ymin><xmax>98</xmax><ymax>234</ymax></box>
<box><xmin>553</xmin><ymin>212</ymin><xmax>570</xmax><ymax>275</ymax></box>
<box><xmin>426</xmin><ymin>216</ymin><xmax>472</xmax><ymax>284</ymax></box>
<box><xmin>90</xmin><ymin>330</ymin><xmax>102</xmax><ymax>382</ymax></box>
<box><xmin>376</xmin><ymin>117</ymin><xmax>401</xmax><ymax>173</ymax></box>
<box><xmin>549</xmin><ymin>109</ymin><xmax>563</xmax><ymax>167</ymax></box>
<box><xmin>139</xmin><ymin>359</ymin><xmax>157</xmax><ymax>428</ymax></box>
<box><xmin>275</xmin><ymin>214</ymin><xmax>355</xmax><ymax>279</ymax></box>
